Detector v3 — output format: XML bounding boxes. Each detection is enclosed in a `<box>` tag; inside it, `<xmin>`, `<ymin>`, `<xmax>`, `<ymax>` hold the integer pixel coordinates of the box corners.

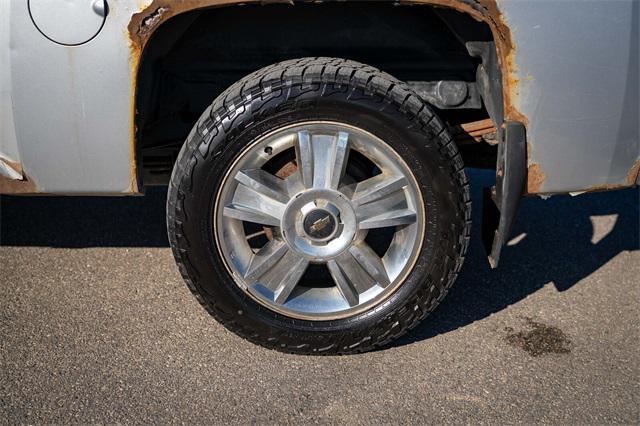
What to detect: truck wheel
<box><xmin>167</xmin><ymin>58</ymin><xmax>470</xmax><ymax>354</ymax></box>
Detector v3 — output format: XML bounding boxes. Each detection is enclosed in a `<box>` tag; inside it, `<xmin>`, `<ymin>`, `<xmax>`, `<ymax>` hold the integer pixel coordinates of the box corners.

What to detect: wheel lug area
<box><xmin>300</xmin><ymin>202</ymin><xmax>341</xmax><ymax>244</ymax></box>
<box><xmin>281</xmin><ymin>189</ymin><xmax>357</xmax><ymax>261</ymax></box>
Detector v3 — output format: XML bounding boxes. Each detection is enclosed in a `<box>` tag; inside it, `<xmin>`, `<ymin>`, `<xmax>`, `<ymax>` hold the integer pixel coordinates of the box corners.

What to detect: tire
<box><xmin>167</xmin><ymin>57</ymin><xmax>470</xmax><ymax>354</ymax></box>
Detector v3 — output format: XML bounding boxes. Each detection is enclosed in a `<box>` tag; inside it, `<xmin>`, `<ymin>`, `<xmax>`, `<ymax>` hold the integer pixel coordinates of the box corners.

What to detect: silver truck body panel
<box><xmin>1</xmin><ymin>0</ymin><xmax>638</xmax><ymax>194</ymax></box>
<box><xmin>0</xmin><ymin>1</ymin><xmax>20</xmax><ymax>176</ymax></box>
<box><xmin>2</xmin><ymin>0</ymin><xmax>136</xmax><ymax>193</ymax></box>
<box><xmin>501</xmin><ymin>0</ymin><xmax>639</xmax><ymax>193</ymax></box>
<box><xmin>28</xmin><ymin>0</ymin><xmax>108</xmax><ymax>46</ymax></box>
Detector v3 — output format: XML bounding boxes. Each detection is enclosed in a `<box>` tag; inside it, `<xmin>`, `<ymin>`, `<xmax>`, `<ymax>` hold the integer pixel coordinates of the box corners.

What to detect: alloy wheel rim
<box><xmin>214</xmin><ymin>121</ymin><xmax>425</xmax><ymax>320</ymax></box>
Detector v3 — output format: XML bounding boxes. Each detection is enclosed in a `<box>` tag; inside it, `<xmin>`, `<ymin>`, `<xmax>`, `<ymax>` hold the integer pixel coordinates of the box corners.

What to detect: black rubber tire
<box><xmin>167</xmin><ymin>57</ymin><xmax>471</xmax><ymax>355</ymax></box>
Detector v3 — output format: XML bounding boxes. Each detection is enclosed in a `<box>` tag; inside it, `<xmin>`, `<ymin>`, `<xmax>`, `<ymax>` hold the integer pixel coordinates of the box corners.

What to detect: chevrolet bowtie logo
<box><xmin>310</xmin><ymin>215</ymin><xmax>331</xmax><ymax>233</ymax></box>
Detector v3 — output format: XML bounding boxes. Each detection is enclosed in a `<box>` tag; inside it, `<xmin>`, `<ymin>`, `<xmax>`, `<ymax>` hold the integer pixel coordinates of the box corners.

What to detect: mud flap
<box><xmin>482</xmin><ymin>121</ymin><xmax>527</xmax><ymax>268</ymax></box>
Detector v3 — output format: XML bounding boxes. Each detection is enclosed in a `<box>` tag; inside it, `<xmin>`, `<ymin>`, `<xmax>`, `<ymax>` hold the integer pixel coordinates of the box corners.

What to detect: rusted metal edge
<box><xmin>627</xmin><ymin>158</ymin><xmax>640</xmax><ymax>185</ymax></box>
<box><xmin>128</xmin><ymin>1</ymin><xmax>527</xmax><ymax>124</ymax></box>
<box><xmin>526</xmin><ymin>159</ymin><xmax>640</xmax><ymax>196</ymax></box>
<box><xmin>0</xmin><ymin>176</ymin><xmax>39</xmax><ymax>194</ymax></box>
<box><xmin>526</xmin><ymin>163</ymin><xmax>545</xmax><ymax>194</ymax></box>
<box><xmin>451</xmin><ymin>118</ymin><xmax>497</xmax><ymax>145</ymax></box>
<box><xmin>0</xmin><ymin>158</ymin><xmax>39</xmax><ymax>194</ymax></box>
<box><xmin>128</xmin><ymin>63</ymin><xmax>140</xmax><ymax>194</ymax></box>
<box><xmin>581</xmin><ymin>159</ymin><xmax>640</xmax><ymax>192</ymax></box>
<box><xmin>126</xmin><ymin>0</ymin><xmax>530</xmax><ymax>184</ymax></box>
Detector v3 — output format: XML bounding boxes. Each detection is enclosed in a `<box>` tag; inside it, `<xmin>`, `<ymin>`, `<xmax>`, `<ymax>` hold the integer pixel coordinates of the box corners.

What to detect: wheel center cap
<box><xmin>281</xmin><ymin>188</ymin><xmax>357</xmax><ymax>260</ymax></box>
<box><xmin>303</xmin><ymin>209</ymin><xmax>337</xmax><ymax>241</ymax></box>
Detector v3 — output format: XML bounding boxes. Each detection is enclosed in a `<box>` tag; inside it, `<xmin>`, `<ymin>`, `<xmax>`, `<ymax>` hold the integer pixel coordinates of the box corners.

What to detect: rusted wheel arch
<box><xmin>127</xmin><ymin>0</ymin><xmax>527</xmax><ymax>191</ymax></box>
<box><xmin>128</xmin><ymin>0</ymin><xmax>523</xmax><ymax>121</ymax></box>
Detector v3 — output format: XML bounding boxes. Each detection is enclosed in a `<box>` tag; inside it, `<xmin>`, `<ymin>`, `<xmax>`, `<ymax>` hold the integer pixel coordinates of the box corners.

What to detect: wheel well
<box><xmin>135</xmin><ymin>2</ymin><xmax>498</xmax><ymax>185</ymax></box>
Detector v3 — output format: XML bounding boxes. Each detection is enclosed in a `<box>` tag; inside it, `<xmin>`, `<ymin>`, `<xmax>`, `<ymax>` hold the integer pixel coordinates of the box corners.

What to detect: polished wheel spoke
<box><xmin>351</xmin><ymin>174</ymin><xmax>407</xmax><ymax>207</ymax></box>
<box><xmin>348</xmin><ymin>243</ymin><xmax>390</xmax><ymax>287</ymax></box>
<box><xmin>263</xmin><ymin>251</ymin><xmax>309</xmax><ymax>304</ymax></box>
<box><xmin>295</xmin><ymin>130</ymin><xmax>349</xmax><ymax>190</ymax></box>
<box><xmin>223</xmin><ymin>176</ymin><xmax>287</xmax><ymax>226</ymax></box>
<box><xmin>223</xmin><ymin>204</ymin><xmax>281</xmax><ymax>226</ymax></box>
<box><xmin>327</xmin><ymin>260</ymin><xmax>360</xmax><ymax>307</ymax></box>
<box><xmin>328</xmin><ymin>241</ymin><xmax>390</xmax><ymax>306</ymax></box>
<box><xmin>235</xmin><ymin>169</ymin><xmax>290</xmax><ymax>203</ymax></box>
<box><xmin>330</xmin><ymin>252</ymin><xmax>376</xmax><ymax>295</ymax></box>
<box><xmin>356</xmin><ymin>189</ymin><xmax>405</xmax><ymax>221</ymax></box>
<box><xmin>359</xmin><ymin>208</ymin><xmax>417</xmax><ymax>229</ymax></box>
<box><xmin>295</xmin><ymin>131</ymin><xmax>314</xmax><ymax>189</ymax></box>
<box><xmin>244</xmin><ymin>239</ymin><xmax>289</xmax><ymax>282</ymax></box>
<box><xmin>353</xmin><ymin>174</ymin><xmax>416</xmax><ymax>229</ymax></box>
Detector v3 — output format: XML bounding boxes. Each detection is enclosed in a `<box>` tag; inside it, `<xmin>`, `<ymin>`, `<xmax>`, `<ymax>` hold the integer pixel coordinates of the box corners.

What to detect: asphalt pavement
<box><xmin>1</xmin><ymin>170</ymin><xmax>638</xmax><ymax>424</ymax></box>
